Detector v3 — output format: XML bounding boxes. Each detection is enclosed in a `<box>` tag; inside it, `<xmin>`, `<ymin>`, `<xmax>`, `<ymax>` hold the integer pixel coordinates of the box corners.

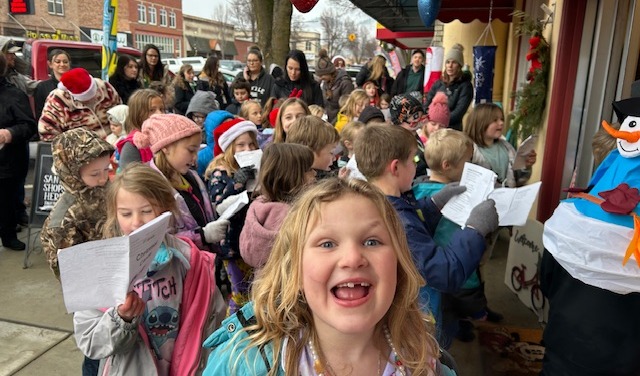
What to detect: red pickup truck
<box><xmin>22</xmin><ymin>39</ymin><xmax>141</xmax><ymax>80</ymax></box>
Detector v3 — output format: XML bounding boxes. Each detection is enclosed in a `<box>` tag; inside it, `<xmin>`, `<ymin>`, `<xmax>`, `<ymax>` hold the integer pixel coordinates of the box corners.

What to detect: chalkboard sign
<box><xmin>30</xmin><ymin>142</ymin><xmax>64</xmax><ymax>227</ymax></box>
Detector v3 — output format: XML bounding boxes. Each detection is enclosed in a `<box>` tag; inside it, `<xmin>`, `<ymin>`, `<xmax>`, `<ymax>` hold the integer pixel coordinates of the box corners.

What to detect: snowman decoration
<box><xmin>543</xmin><ymin>97</ymin><xmax>640</xmax><ymax>294</ymax></box>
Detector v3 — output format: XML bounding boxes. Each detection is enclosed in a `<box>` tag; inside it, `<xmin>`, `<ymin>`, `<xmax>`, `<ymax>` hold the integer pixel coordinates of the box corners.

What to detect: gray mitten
<box><xmin>216</xmin><ymin>193</ymin><xmax>243</xmax><ymax>216</ymax></box>
<box><xmin>465</xmin><ymin>199</ymin><xmax>499</xmax><ymax>237</ymax></box>
<box><xmin>234</xmin><ymin>165</ymin><xmax>256</xmax><ymax>186</ymax></box>
<box><xmin>431</xmin><ymin>182</ymin><xmax>467</xmax><ymax>210</ymax></box>
<box><xmin>203</xmin><ymin>218</ymin><xmax>230</xmax><ymax>243</ymax></box>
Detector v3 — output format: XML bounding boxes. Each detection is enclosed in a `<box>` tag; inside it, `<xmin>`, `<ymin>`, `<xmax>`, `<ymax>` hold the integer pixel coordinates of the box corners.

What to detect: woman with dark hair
<box><xmin>139</xmin><ymin>44</ymin><xmax>171</xmax><ymax>88</ymax></box>
<box><xmin>0</xmin><ymin>53</ymin><xmax>36</xmax><ymax>250</ymax></box>
<box><xmin>172</xmin><ymin>64</ymin><xmax>196</xmax><ymax>115</ymax></box>
<box><xmin>108</xmin><ymin>55</ymin><xmax>142</xmax><ymax>104</ymax></box>
<box><xmin>34</xmin><ymin>49</ymin><xmax>71</xmax><ymax>119</ymax></box>
<box><xmin>197</xmin><ymin>55</ymin><xmax>232</xmax><ymax>109</ymax></box>
<box><xmin>235</xmin><ymin>47</ymin><xmax>274</xmax><ymax>106</ymax></box>
<box><xmin>271</xmin><ymin>49</ymin><xmax>323</xmax><ymax>106</ymax></box>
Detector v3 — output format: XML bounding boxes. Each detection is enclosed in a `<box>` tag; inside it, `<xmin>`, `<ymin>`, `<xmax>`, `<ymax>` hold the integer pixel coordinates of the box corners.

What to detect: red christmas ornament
<box><xmin>529</xmin><ymin>36</ymin><xmax>541</xmax><ymax>48</ymax></box>
<box><xmin>290</xmin><ymin>0</ymin><xmax>319</xmax><ymax>13</ymax></box>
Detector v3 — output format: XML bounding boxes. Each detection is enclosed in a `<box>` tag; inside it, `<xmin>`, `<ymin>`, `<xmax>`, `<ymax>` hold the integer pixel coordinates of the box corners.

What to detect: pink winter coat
<box><xmin>239</xmin><ymin>196</ymin><xmax>290</xmax><ymax>268</ymax></box>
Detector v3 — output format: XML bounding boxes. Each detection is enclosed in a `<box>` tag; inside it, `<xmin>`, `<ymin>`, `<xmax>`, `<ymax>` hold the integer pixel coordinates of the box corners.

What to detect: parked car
<box><xmin>162</xmin><ymin>57</ymin><xmax>181</xmax><ymax>75</ymax></box>
<box><xmin>23</xmin><ymin>39</ymin><xmax>141</xmax><ymax>80</ymax></box>
<box><xmin>220</xmin><ymin>59</ymin><xmax>244</xmax><ymax>72</ymax></box>
<box><xmin>179</xmin><ymin>56</ymin><xmax>206</xmax><ymax>75</ymax></box>
<box><xmin>219</xmin><ymin>67</ymin><xmax>239</xmax><ymax>85</ymax></box>
<box><xmin>345</xmin><ymin>67</ymin><xmax>360</xmax><ymax>85</ymax></box>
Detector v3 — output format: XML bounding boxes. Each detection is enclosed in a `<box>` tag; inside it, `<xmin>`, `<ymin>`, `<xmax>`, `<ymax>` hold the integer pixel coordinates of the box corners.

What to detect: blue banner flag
<box><xmin>473</xmin><ymin>45</ymin><xmax>497</xmax><ymax>104</ymax></box>
<box><xmin>102</xmin><ymin>0</ymin><xmax>118</xmax><ymax>80</ymax></box>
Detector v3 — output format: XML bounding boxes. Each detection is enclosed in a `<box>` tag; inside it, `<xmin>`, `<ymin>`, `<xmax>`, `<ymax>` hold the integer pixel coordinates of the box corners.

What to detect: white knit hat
<box><xmin>445</xmin><ymin>44</ymin><xmax>465</xmax><ymax>66</ymax></box>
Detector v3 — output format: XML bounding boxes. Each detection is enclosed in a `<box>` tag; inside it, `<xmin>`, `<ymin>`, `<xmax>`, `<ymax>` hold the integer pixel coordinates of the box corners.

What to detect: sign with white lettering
<box><xmin>31</xmin><ymin>142</ymin><xmax>64</xmax><ymax>226</ymax></box>
<box><xmin>89</xmin><ymin>29</ymin><xmax>127</xmax><ymax>47</ymax></box>
<box><xmin>504</xmin><ymin>219</ymin><xmax>549</xmax><ymax>322</ymax></box>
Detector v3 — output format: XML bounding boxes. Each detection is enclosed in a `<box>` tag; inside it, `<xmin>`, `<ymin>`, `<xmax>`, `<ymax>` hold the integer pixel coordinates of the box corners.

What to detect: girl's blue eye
<box><xmin>364</xmin><ymin>239</ymin><xmax>381</xmax><ymax>246</ymax></box>
<box><xmin>319</xmin><ymin>241</ymin><xmax>334</xmax><ymax>248</ymax></box>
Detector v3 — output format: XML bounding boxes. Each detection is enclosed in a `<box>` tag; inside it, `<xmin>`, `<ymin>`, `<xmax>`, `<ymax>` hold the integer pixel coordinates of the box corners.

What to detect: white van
<box><xmin>162</xmin><ymin>56</ymin><xmax>206</xmax><ymax>75</ymax></box>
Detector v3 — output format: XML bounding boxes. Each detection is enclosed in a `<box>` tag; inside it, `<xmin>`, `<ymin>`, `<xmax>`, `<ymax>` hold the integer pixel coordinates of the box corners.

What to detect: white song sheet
<box><xmin>441</xmin><ymin>163</ymin><xmax>542</xmax><ymax>227</ymax></box>
<box><xmin>57</xmin><ymin>212</ymin><xmax>172</xmax><ymax>313</ymax></box>
<box><xmin>234</xmin><ymin>149</ymin><xmax>263</xmax><ymax>192</ymax></box>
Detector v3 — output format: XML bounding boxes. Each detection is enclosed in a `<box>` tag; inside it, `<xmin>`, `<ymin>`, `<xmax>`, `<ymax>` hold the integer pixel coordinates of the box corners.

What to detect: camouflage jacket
<box><xmin>40</xmin><ymin>128</ymin><xmax>114</xmax><ymax>279</ymax></box>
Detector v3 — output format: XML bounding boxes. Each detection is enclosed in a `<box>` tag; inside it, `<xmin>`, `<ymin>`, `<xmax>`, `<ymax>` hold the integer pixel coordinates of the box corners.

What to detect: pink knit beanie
<box><xmin>133</xmin><ymin>114</ymin><xmax>202</xmax><ymax>153</ymax></box>
<box><xmin>428</xmin><ymin>92</ymin><xmax>450</xmax><ymax>126</ymax></box>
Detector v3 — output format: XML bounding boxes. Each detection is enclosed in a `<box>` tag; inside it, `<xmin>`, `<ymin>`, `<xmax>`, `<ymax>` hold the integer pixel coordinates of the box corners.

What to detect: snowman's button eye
<box><xmin>630</xmin><ymin>121</ymin><xmax>637</xmax><ymax>128</ymax></box>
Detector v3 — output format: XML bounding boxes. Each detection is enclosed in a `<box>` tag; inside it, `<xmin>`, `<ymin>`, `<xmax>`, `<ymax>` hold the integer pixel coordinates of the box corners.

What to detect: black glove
<box><xmin>234</xmin><ymin>165</ymin><xmax>256</xmax><ymax>186</ymax></box>
<box><xmin>465</xmin><ymin>199</ymin><xmax>499</xmax><ymax>237</ymax></box>
<box><xmin>431</xmin><ymin>182</ymin><xmax>467</xmax><ymax>210</ymax></box>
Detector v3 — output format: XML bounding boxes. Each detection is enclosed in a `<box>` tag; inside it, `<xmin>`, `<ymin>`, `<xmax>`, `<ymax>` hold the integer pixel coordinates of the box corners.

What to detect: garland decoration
<box><xmin>509</xmin><ymin>11</ymin><xmax>550</xmax><ymax>140</ymax></box>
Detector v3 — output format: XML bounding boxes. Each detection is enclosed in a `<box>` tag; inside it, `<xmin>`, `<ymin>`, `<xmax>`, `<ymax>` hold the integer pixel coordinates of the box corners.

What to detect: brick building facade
<box><xmin>0</xmin><ymin>0</ymin><xmax>183</xmax><ymax>56</ymax></box>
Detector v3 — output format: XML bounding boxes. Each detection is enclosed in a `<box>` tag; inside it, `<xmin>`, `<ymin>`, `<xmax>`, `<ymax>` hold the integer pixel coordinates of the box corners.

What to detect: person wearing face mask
<box><xmin>35</xmin><ymin>49</ymin><xmax>71</xmax><ymax>119</ymax></box>
<box><xmin>271</xmin><ymin>49</ymin><xmax>323</xmax><ymax>106</ymax></box>
<box><xmin>109</xmin><ymin>55</ymin><xmax>142</xmax><ymax>105</ymax></box>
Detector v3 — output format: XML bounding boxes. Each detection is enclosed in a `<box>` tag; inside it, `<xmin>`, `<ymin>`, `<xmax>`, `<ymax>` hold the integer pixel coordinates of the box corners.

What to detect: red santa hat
<box><xmin>213</xmin><ymin>118</ymin><xmax>258</xmax><ymax>156</ymax></box>
<box><xmin>58</xmin><ymin>68</ymin><xmax>97</xmax><ymax>102</ymax></box>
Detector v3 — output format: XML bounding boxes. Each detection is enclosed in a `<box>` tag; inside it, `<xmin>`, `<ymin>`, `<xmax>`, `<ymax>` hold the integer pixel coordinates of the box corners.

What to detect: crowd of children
<box><xmin>30</xmin><ymin>46</ymin><xmax>551</xmax><ymax>375</ymax></box>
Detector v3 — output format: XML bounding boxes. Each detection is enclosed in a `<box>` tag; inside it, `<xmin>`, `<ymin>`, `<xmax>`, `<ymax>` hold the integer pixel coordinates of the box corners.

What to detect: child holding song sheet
<box><xmin>72</xmin><ymin>164</ymin><xmax>226</xmax><ymax>376</ymax></box>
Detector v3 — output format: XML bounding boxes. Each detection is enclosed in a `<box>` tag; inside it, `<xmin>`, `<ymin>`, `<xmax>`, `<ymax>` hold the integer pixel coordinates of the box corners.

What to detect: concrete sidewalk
<box><xmin>0</xmin><ymin>227</ymin><xmax>541</xmax><ymax>376</ymax></box>
<box><xmin>0</xmin><ymin>228</ymin><xmax>82</xmax><ymax>376</ymax></box>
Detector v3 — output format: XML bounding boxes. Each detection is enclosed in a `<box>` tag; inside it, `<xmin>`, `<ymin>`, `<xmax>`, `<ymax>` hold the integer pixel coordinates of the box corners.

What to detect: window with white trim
<box><xmin>47</xmin><ymin>0</ymin><xmax>64</xmax><ymax>15</ymax></box>
<box><xmin>159</xmin><ymin>9</ymin><xmax>167</xmax><ymax>27</ymax></box>
<box><xmin>169</xmin><ymin>11</ymin><xmax>176</xmax><ymax>28</ymax></box>
<box><xmin>137</xmin><ymin>3</ymin><xmax>147</xmax><ymax>23</ymax></box>
<box><xmin>149</xmin><ymin>7</ymin><xmax>157</xmax><ymax>25</ymax></box>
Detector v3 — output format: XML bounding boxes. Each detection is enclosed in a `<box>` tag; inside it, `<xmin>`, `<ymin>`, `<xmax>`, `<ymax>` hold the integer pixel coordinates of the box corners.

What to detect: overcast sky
<box><xmin>182</xmin><ymin>0</ymin><xmax>376</xmax><ymax>37</ymax></box>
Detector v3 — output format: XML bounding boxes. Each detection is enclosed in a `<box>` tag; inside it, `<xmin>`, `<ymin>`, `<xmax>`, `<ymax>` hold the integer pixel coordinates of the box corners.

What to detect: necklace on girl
<box><xmin>307</xmin><ymin>325</ymin><xmax>406</xmax><ymax>376</ymax></box>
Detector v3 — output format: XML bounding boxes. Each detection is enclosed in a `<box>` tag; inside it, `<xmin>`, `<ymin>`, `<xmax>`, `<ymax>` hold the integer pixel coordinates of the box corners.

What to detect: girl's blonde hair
<box><xmin>339</xmin><ymin>89</ymin><xmax>369</xmax><ymax>119</ymax></box>
<box><xmin>464</xmin><ymin>102</ymin><xmax>504</xmax><ymax>147</ymax></box>
<box><xmin>307</xmin><ymin>104</ymin><xmax>325</xmax><ymax>118</ymax></box>
<box><xmin>204</xmin><ymin>131</ymin><xmax>259</xmax><ymax>179</ymax></box>
<box><xmin>103</xmin><ymin>163</ymin><xmax>178</xmax><ymax>238</ymax></box>
<box><xmin>125</xmin><ymin>89</ymin><xmax>163</xmax><ymax>132</ymax></box>
<box><xmin>286</xmin><ymin>115</ymin><xmax>339</xmax><ymax>153</ymax></box>
<box><xmin>274</xmin><ymin>97</ymin><xmax>310</xmax><ymax>143</ymax></box>
<box><xmin>257</xmin><ymin>143</ymin><xmax>314</xmax><ymax>202</ymax></box>
<box><xmin>225</xmin><ymin>178</ymin><xmax>438</xmax><ymax>375</ymax></box>
<box><xmin>367</xmin><ymin>55</ymin><xmax>387</xmax><ymax>82</ymax></box>
<box><xmin>172</xmin><ymin>64</ymin><xmax>193</xmax><ymax>90</ymax></box>
<box><xmin>238</xmin><ymin>100</ymin><xmax>261</xmax><ymax>120</ymax></box>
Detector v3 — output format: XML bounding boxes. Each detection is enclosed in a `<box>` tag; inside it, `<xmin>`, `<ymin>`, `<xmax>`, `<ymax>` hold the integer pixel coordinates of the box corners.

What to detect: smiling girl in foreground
<box><xmin>203</xmin><ymin>178</ymin><xmax>453</xmax><ymax>375</ymax></box>
<box><xmin>73</xmin><ymin>163</ymin><xmax>226</xmax><ymax>376</ymax></box>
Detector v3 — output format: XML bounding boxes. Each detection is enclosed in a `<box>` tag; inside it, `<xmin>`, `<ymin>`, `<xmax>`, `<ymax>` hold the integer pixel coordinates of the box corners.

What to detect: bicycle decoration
<box><xmin>509</xmin><ymin>11</ymin><xmax>550</xmax><ymax>140</ymax></box>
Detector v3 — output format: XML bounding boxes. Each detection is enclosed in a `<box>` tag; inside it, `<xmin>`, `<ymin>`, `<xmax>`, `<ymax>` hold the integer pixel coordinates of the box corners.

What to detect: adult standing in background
<box><xmin>197</xmin><ymin>55</ymin><xmax>232</xmax><ymax>109</ymax></box>
<box><xmin>391</xmin><ymin>49</ymin><xmax>426</xmax><ymax>98</ymax></box>
<box><xmin>0</xmin><ymin>54</ymin><xmax>36</xmax><ymax>251</ymax></box>
<box><xmin>139</xmin><ymin>44</ymin><xmax>172</xmax><ymax>88</ymax></box>
<box><xmin>271</xmin><ymin>49</ymin><xmax>323</xmax><ymax>106</ymax></box>
<box><xmin>35</xmin><ymin>49</ymin><xmax>71</xmax><ymax>119</ymax></box>
<box><xmin>236</xmin><ymin>47</ymin><xmax>275</xmax><ymax>106</ymax></box>
<box><xmin>425</xmin><ymin>43</ymin><xmax>473</xmax><ymax>132</ymax></box>
<box><xmin>355</xmin><ymin>55</ymin><xmax>394</xmax><ymax>95</ymax></box>
<box><xmin>108</xmin><ymin>55</ymin><xmax>142</xmax><ymax>104</ymax></box>
<box><xmin>0</xmin><ymin>37</ymin><xmax>38</xmax><ymax>95</ymax></box>
<box><xmin>316</xmin><ymin>49</ymin><xmax>354</xmax><ymax>124</ymax></box>
<box><xmin>39</xmin><ymin>68</ymin><xmax>121</xmax><ymax>141</ymax></box>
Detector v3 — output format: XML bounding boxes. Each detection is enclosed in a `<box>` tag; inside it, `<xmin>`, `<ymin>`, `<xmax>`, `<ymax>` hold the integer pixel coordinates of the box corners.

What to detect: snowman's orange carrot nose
<box><xmin>602</xmin><ymin>120</ymin><xmax>640</xmax><ymax>142</ymax></box>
